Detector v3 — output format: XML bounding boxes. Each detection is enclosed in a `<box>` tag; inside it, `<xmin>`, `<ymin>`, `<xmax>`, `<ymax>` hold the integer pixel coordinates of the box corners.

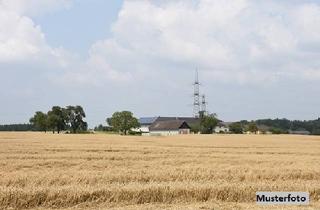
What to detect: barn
<box><xmin>149</xmin><ymin>120</ymin><xmax>191</xmax><ymax>136</ymax></box>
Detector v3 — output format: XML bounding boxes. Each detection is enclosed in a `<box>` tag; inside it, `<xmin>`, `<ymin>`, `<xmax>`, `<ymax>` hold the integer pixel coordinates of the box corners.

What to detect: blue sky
<box><xmin>33</xmin><ymin>1</ymin><xmax>123</xmax><ymax>56</ymax></box>
<box><xmin>1</xmin><ymin>0</ymin><xmax>320</xmax><ymax>127</ymax></box>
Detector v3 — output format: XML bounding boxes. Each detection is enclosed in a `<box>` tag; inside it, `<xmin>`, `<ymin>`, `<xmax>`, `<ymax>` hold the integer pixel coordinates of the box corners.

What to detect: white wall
<box><xmin>132</xmin><ymin>125</ymin><xmax>150</xmax><ymax>133</ymax></box>
<box><xmin>214</xmin><ymin>126</ymin><xmax>229</xmax><ymax>133</ymax></box>
<box><xmin>150</xmin><ymin>130</ymin><xmax>179</xmax><ymax>136</ymax></box>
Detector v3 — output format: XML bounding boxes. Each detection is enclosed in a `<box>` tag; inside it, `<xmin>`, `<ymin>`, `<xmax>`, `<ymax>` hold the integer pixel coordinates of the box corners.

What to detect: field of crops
<box><xmin>0</xmin><ymin>132</ymin><xmax>319</xmax><ymax>209</ymax></box>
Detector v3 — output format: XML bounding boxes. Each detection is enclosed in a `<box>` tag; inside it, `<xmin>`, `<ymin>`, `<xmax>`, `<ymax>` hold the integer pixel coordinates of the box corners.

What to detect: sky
<box><xmin>1</xmin><ymin>0</ymin><xmax>320</xmax><ymax>127</ymax></box>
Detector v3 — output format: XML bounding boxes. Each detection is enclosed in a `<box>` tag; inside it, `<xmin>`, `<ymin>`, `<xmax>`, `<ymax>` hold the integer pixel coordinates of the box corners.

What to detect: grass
<box><xmin>0</xmin><ymin>132</ymin><xmax>319</xmax><ymax>209</ymax></box>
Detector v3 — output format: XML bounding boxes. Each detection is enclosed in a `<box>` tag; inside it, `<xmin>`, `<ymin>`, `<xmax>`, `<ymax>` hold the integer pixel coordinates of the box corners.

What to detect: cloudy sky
<box><xmin>1</xmin><ymin>0</ymin><xmax>320</xmax><ymax>127</ymax></box>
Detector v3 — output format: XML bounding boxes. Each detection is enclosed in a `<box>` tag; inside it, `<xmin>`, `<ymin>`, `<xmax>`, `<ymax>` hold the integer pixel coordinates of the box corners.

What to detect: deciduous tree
<box><xmin>107</xmin><ymin>111</ymin><xmax>139</xmax><ymax>135</ymax></box>
<box><xmin>200</xmin><ymin>114</ymin><xmax>218</xmax><ymax>134</ymax></box>
<box><xmin>229</xmin><ymin>122</ymin><xmax>243</xmax><ymax>134</ymax></box>
<box><xmin>66</xmin><ymin>106</ymin><xmax>87</xmax><ymax>133</ymax></box>
<box><xmin>47</xmin><ymin>106</ymin><xmax>67</xmax><ymax>134</ymax></box>
<box><xmin>29</xmin><ymin>111</ymin><xmax>48</xmax><ymax>132</ymax></box>
<box><xmin>248</xmin><ymin>122</ymin><xmax>258</xmax><ymax>134</ymax></box>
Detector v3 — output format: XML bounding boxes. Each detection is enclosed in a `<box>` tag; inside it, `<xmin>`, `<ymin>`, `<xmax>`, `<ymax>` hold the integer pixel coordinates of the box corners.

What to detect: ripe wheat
<box><xmin>0</xmin><ymin>132</ymin><xmax>319</xmax><ymax>209</ymax></box>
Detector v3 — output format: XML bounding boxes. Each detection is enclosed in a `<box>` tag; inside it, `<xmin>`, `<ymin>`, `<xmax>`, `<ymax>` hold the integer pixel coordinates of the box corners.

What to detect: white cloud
<box><xmin>0</xmin><ymin>0</ymin><xmax>72</xmax><ymax>17</ymax></box>
<box><xmin>2</xmin><ymin>0</ymin><xmax>320</xmax><ymax>86</ymax></box>
<box><xmin>86</xmin><ymin>0</ymin><xmax>320</xmax><ymax>85</ymax></box>
<box><xmin>0</xmin><ymin>0</ymin><xmax>73</xmax><ymax>64</ymax></box>
<box><xmin>0</xmin><ymin>11</ymin><xmax>45</xmax><ymax>62</ymax></box>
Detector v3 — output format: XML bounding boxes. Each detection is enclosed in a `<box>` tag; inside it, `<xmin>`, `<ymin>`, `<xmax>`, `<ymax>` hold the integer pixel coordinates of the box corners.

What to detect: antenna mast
<box><xmin>193</xmin><ymin>69</ymin><xmax>200</xmax><ymax>118</ymax></box>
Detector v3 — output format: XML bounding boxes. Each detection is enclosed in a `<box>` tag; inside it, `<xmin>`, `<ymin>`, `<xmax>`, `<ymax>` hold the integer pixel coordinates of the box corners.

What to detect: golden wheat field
<box><xmin>0</xmin><ymin>132</ymin><xmax>319</xmax><ymax>210</ymax></box>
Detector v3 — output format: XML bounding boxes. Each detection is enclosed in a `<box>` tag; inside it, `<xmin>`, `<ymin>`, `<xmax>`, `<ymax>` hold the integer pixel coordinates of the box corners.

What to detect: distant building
<box><xmin>136</xmin><ymin>116</ymin><xmax>200</xmax><ymax>135</ymax></box>
<box><xmin>135</xmin><ymin>117</ymin><xmax>158</xmax><ymax>133</ymax></box>
<box><xmin>289</xmin><ymin>130</ymin><xmax>311</xmax><ymax>135</ymax></box>
<box><xmin>214</xmin><ymin>122</ymin><xmax>231</xmax><ymax>133</ymax></box>
<box><xmin>149</xmin><ymin>120</ymin><xmax>191</xmax><ymax>136</ymax></box>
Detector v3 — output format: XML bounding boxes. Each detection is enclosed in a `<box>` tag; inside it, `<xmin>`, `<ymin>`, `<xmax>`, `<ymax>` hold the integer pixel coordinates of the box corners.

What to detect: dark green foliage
<box><xmin>0</xmin><ymin>124</ymin><xmax>34</xmax><ymax>131</ymax></box>
<box><xmin>190</xmin><ymin>123</ymin><xmax>200</xmax><ymax>134</ymax></box>
<box><xmin>200</xmin><ymin>114</ymin><xmax>218</xmax><ymax>134</ymax></box>
<box><xmin>94</xmin><ymin>124</ymin><xmax>113</xmax><ymax>132</ymax></box>
<box><xmin>229</xmin><ymin>122</ymin><xmax>243</xmax><ymax>134</ymax></box>
<box><xmin>47</xmin><ymin>106</ymin><xmax>68</xmax><ymax>134</ymax></box>
<box><xmin>242</xmin><ymin>118</ymin><xmax>320</xmax><ymax>135</ymax></box>
<box><xmin>128</xmin><ymin>130</ymin><xmax>142</xmax><ymax>136</ymax></box>
<box><xmin>30</xmin><ymin>111</ymin><xmax>48</xmax><ymax>132</ymax></box>
<box><xmin>30</xmin><ymin>105</ymin><xmax>87</xmax><ymax>134</ymax></box>
<box><xmin>247</xmin><ymin>122</ymin><xmax>258</xmax><ymax>133</ymax></box>
<box><xmin>255</xmin><ymin>118</ymin><xmax>291</xmax><ymax>130</ymax></box>
<box><xmin>66</xmin><ymin>106</ymin><xmax>87</xmax><ymax>133</ymax></box>
<box><xmin>107</xmin><ymin>111</ymin><xmax>140</xmax><ymax>135</ymax></box>
<box><xmin>269</xmin><ymin>128</ymin><xmax>287</xmax><ymax>134</ymax></box>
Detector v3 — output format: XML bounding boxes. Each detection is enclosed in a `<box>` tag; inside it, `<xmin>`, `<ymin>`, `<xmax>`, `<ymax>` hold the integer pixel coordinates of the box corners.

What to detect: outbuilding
<box><xmin>149</xmin><ymin>120</ymin><xmax>191</xmax><ymax>136</ymax></box>
<box><xmin>214</xmin><ymin>122</ymin><xmax>231</xmax><ymax>133</ymax></box>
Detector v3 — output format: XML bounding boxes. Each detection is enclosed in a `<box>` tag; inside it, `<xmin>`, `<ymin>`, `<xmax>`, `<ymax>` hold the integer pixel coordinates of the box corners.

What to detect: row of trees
<box><xmin>228</xmin><ymin>118</ymin><xmax>320</xmax><ymax>135</ymax></box>
<box><xmin>0</xmin><ymin>124</ymin><xmax>34</xmax><ymax>131</ymax></box>
<box><xmin>255</xmin><ymin>118</ymin><xmax>320</xmax><ymax>135</ymax></box>
<box><xmin>229</xmin><ymin>121</ymin><xmax>258</xmax><ymax>134</ymax></box>
<box><xmin>30</xmin><ymin>106</ymin><xmax>87</xmax><ymax>133</ymax></box>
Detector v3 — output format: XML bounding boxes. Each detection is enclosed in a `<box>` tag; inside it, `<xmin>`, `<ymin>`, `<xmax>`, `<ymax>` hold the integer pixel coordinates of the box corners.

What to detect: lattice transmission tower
<box><xmin>201</xmin><ymin>94</ymin><xmax>207</xmax><ymax>115</ymax></box>
<box><xmin>193</xmin><ymin>70</ymin><xmax>200</xmax><ymax>118</ymax></box>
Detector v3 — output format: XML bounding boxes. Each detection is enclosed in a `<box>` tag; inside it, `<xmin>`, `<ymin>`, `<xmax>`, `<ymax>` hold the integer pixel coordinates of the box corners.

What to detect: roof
<box><xmin>149</xmin><ymin>120</ymin><xmax>191</xmax><ymax>131</ymax></box>
<box><xmin>155</xmin><ymin>117</ymin><xmax>200</xmax><ymax>125</ymax></box>
<box><xmin>139</xmin><ymin>117</ymin><xmax>158</xmax><ymax>125</ymax></box>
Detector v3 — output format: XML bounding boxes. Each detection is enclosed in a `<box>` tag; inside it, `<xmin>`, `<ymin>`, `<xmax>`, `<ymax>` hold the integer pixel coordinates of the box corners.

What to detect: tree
<box><xmin>30</xmin><ymin>111</ymin><xmax>48</xmax><ymax>132</ymax></box>
<box><xmin>248</xmin><ymin>122</ymin><xmax>258</xmax><ymax>134</ymax></box>
<box><xmin>229</xmin><ymin>122</ymin><xmax>243</xmax><ymax>134</ymax></box>
<box><xmin>47</xmin><ymin>106</ymin><xmax>67</xmax><ymax>134</ymax></box>
<box><xmin>66</xmin><ymin>106</ymin><xmax>87</xmax><ymax>133</ymax></box>
<box><xmin>200</xmin><ymin>114</ymin><xmax>218</xmax><ymax>134</ymax></box>
<box><xmin>190</xmin><ymin>123</ymin><xmax>200</xmax><ymax>134</ymax></box>
<box><xmin>107</xmin><ymin>111</ymin><xmax>140</xmax><ymax>135</ymax></box>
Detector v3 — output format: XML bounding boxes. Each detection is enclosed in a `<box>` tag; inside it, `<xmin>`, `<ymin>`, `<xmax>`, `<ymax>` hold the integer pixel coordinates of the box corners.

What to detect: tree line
<box><xmin>30</xmin><ymin>106</ymin><xmax>87</xmax><ymax>133</ymax></box>
<box><xmin>0</xmin><ymin>124</ymin><xmax>34</xmax><ymax>131</ymax></box>
<box><xmin>228</xmin><ymin>118</ymin><xmax>320</xmax><ymax>135</ymax></box>
<box><xmin>3</xmin><ymin>107</ymin><xmax>320</xmax><ymax>135</ymax></box>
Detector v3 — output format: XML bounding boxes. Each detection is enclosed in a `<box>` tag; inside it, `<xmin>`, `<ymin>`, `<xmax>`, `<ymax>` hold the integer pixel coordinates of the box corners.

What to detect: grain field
<box><xmin>0</xmin><ymin>132</ymin><xmax>319</xmax><ymax>209</ymax></box>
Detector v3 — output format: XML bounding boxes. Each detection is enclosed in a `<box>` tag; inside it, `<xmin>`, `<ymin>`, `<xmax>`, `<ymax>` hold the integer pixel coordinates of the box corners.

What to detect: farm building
<box><xmin>134</xmin><ymin>117</ymin><xmax>158</xmax><ymax>133</ymax></box>
<box><xmin>149</xmin><ymin>120</ymin><xmax>191</xmax><ymax>136</ymax></box>
<box><xmin>136</xmin><ymin>116</ymin><xmax>235</xmax><ymax>135</ymax></box>
<box><xmin>214</xmin><ymin>122</ymin><xmax>231</xmax><ymax>133</ymax></box>
<box><xmin>136</xmin><ymin>116</ymin><xmax>200</xmax><ymax>135</ymax></box>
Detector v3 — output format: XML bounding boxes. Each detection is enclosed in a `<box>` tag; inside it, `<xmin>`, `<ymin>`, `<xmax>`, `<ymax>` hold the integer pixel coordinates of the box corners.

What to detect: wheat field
<box><xmin>0</xmin><ymin>132</ymin><xmax>319</xmax><ymax>210</ymax></box>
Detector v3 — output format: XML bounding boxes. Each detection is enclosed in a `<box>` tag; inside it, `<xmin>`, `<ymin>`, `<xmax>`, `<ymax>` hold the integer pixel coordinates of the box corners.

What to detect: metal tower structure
<box><xmin>193</xmin><ymin>70</ymin><xmax>200</xmax><ymax>118</ymax></box>
<box><xmin>201</xmin><ymin>94</ymin><xmax>207</xmax><ymax>115</ymax></box>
